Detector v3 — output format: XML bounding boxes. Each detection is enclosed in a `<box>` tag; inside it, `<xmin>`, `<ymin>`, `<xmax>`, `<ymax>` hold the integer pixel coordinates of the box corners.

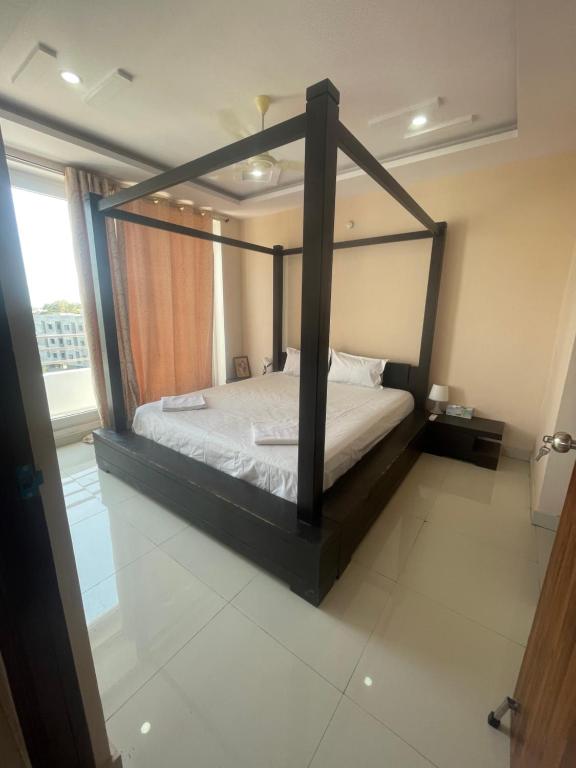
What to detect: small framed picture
<box><xmin>233</xmin><ymin>355</ymin><xmax>251</xmax><ymax>380</ymax></box>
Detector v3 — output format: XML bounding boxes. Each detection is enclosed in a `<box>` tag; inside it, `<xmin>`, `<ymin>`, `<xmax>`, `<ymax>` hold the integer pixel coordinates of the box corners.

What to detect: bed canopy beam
<box><xmin>104</xmin><ymin>205</ymin><xmax>431</xmax><ymax>257</ymax></box>
<box><xmin>102</xmin><ymin>206</ymin><xmax>275</xmax><ymax>255</ymax></box>
<box><xmin>297</xmin><ymin>80</ymin><xmax>340</xmax><ymax>525</ymax></box>
<box><xmin>272</xmin><ymin>245</ymin><xmax>284</xmax><ymax>372</ymax></box>
<box><xmin>338</xmin><ymin>123</ymin><xmax>438</xmax><ymax>234</ymax></box>
<box><xmin>410</xmin><ymin>222</ymin><xmax>446</xmax><ymax>407</ymax></box>
<box><xmin>97</xmin><ymin>114</ymin><xmax>307</xmax><ymax>213</ymax></box>
<box><xmin>282</xmin><ymin>229</ymin><xmax>433</xmax><ymax>256</ymax></box>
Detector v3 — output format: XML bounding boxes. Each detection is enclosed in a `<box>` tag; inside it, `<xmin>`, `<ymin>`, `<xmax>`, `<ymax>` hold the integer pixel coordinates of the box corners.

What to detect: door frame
<box><xmin>0</xmin><ymin>127</ymin><xmax>115</xmax><ymax>766</ymax></box>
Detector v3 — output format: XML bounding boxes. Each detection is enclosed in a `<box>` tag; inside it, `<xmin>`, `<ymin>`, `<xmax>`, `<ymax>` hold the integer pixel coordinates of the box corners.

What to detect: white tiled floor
<box><xmin>59</xmin><ymin>443</ymin><xmax>548</xmax><ymax>768</ymax></box>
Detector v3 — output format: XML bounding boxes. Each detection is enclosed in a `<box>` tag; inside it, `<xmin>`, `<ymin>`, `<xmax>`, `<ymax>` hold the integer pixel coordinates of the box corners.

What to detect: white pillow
<box><xmin>328</xmin><ymin>350</ymin><xmax>387</xmax><ymax>388</ymax></box>
<box><xmin>283</xmin><ymin>347</ymin><xmax>300</xmax><ymax>376</ymax></box>
<box><xmin>282</xmin><ymin>346</ymin><xmax>332</xmax><ymax>377</ymax></box>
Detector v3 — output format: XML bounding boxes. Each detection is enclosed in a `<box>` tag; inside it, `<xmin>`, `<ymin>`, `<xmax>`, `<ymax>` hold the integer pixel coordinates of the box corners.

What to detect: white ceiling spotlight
<box><xmin>60</xmin><ymin>70</ymin><xmax>82</xmax><ymax>85</ymax></box>
<box><xmin>176</xmin><ymin>198</ymin><xmax>194</xmax><ymax>211</ymax></box>
<box><xmin>410</xmin><ymin>114</ymin><xmax>428</xmax><ymax>128</ymax></box>
<box><xmin>404</xmin><ymin>114</ymin><xmax>477</xmax><ymax>139</ymax></box>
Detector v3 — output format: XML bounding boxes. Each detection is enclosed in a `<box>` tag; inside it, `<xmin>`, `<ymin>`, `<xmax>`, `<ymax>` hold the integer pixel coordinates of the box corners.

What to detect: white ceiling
<box><xmin>0</xmin><ymin>0</ymin><xmax>574</xmax><ymax>218</ymax></box>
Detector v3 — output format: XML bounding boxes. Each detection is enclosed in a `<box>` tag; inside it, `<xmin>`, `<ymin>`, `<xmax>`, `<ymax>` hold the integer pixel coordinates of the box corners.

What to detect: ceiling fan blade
<box><xmin>269</xmin><ymin>165</ymin><xmax>282</xmax><ymax>186</ymax></box>
<box><xmin>277</xmin><ymin>159</ymin><xmax>305</xmax><ymax>172</ymax></box>
<box><xmin>216</xmin><ymin>109</ymin><xmax>255</xmax><ymax>141</ymax></box>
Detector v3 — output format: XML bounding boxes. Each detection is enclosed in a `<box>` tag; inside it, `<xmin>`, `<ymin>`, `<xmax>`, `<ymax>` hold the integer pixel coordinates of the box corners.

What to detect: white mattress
<box><xmin>132</xmin><ymin>373</ymin><xmax>414</xmax><ymax>503</ymax></box>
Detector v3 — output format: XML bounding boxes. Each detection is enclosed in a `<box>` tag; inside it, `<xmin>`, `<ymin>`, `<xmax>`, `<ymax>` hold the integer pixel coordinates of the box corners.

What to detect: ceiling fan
<box><xmin>217</xmin><ymin>95</ymin><xmax>304</xmax><ymax>186</ymax></box>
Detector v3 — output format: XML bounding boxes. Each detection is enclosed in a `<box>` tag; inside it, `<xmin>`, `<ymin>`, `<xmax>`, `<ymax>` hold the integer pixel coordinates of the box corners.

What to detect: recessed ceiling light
<box><xmin>411</xmin><ymin>114</ymin><xmax>427</xmax><ymax>128</ymax></box>
<box><xmin>250</xmin><ymin>169</ymin><xmax>264</xmax><ymax>178</ymax></box>
<box><xmin>404</xmin><ymin>113</ymin><xmax>476</xmax><ymax>139</ymax></box>
<box><xmin>140</xmin><ymin>722</ymin><xmax>151</xmax><ymax>735</ymax></box>
<box><xmin>60</xmin><ymin>70</ymin><xmax>81</xmax><ymax>85</ymax></box>
<box><xmin>363</xmin><ymin>676</ymin><xmax>373</xmax><ymax>687</ymax></box>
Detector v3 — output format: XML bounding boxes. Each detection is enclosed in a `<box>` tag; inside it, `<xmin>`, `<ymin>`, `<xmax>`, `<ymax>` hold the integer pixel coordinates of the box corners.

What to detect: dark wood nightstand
<box><xmin>424</xmin><ymin>414</ymin><xmax>505</xmax><ymax>470</ymax></box>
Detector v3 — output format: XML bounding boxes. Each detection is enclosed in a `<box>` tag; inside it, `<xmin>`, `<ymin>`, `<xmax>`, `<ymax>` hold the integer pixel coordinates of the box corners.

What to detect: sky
<box><xmin>11</xmin><ymin>187</ymin><xmax>81</xmax><ymax>309</ymax></box>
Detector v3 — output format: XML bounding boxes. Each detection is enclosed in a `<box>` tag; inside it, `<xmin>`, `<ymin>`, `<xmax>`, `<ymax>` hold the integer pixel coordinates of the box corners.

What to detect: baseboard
<box><xmin>502</xmin><ymin>445</ymin><xmax>531</xmax><ymax>461</ymax></box>
<box><xmin>100</xmin><ymin>750</ymin><xmax>122</xmax><ymax>768</ymax></box>
<box><xmin>531</xmin><ymin>509</ymin><xmax>560</xmax><ymax>531</ymax></box>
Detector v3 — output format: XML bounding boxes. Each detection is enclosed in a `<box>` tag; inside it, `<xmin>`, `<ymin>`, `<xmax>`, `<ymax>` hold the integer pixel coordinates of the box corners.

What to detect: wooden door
<box><xmin>511</xmin><ymin>461</ymin><xmax>576</xmax><ymax>766</ymax></box>
<box><xmin>0</xmin><ymin>128</ymin><xmax>97</xmax><ymax>765</ymax></box>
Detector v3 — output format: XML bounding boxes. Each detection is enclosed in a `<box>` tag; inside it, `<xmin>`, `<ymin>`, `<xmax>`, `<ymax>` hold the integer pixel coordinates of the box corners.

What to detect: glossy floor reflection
<box><xmin>60</xmin><ymin>445</ymin><xmax>546</xmax><ymax>768</ymax></box>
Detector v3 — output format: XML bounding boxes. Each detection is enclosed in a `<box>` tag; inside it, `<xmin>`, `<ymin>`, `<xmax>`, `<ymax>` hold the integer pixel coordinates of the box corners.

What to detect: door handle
<box><xmin>536</xmin><ymin>431</ymin><xmax>576</xmax><ymax>461</ymax></box>
<box><xmin>15</xmin><ymin>464</ymin><xmax>44</xmax><ymax>499</ymax></box>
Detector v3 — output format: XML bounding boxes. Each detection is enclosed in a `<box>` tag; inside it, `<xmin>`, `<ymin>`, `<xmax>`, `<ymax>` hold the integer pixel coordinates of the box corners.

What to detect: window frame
<box><xmin>9</xmin><ymin>163</ymin><xmax>100</xmax><ymax>440</ymax></box>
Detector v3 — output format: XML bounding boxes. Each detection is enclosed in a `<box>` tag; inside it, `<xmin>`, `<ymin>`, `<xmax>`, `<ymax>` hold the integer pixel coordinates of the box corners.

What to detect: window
<box><xmin>11</xmin><ymin>180</ymin><xmax>97</xmax><ymax>419</ymax></box>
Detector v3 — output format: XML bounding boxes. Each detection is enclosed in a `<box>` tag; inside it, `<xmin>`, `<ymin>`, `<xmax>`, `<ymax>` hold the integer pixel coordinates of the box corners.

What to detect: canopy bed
<box><xmin>86</xmin><ymin>79</ymin><xmax>447</xmax><ymax>605</ymax></box>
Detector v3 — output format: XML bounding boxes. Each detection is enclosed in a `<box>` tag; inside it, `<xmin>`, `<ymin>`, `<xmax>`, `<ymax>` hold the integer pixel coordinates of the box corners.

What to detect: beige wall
<box><xmin>531</xmin><ymin>243</ymin><xmax>576</xmax><ymax>526</ymax></box>
<box><xmin>241</xmin><ymin>152</ymin><xmax>576</xmax><ymax>456</ymax></box>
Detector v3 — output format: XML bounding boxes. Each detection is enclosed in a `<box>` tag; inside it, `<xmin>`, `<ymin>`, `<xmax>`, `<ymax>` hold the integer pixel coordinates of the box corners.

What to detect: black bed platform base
<box><xmin>94</xmin><ymin>411</ymin><xmax>427</xmax><ymax>605</ymax></box>
<box><xmin>87</xmin><ymin>77</ymin><xmax>446</xmax><ymax>605</ymax></box>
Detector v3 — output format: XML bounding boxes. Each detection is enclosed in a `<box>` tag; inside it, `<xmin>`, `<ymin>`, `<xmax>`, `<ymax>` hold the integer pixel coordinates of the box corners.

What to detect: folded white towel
<box><xmin>252</xmin><ymin>422</ymin><xmax>299</xmax><ymax>445</ymax></box>
<box><xmin>161</xmin><ymin>393</ymin><xmax>207</xmax><ymax>412</ymax></box>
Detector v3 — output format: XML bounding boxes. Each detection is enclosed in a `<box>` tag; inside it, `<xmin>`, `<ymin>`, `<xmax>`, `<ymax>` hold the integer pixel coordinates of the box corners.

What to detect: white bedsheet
<box><xmin>132</xmin><ymin>373</ymin><xmax>414</xmax><ymax>503</ymax></box>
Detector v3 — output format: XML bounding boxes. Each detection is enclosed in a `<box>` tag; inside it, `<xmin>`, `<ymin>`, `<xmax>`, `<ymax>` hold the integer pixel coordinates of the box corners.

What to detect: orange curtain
<box><xmin>122</xmin><ymin>200</ymin><xmax>214</xmax><ymax>404</ymax></box>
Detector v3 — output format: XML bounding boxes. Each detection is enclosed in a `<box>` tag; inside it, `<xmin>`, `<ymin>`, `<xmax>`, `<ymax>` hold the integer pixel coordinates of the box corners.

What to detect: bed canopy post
<box><xmin>272</xmin><ymin>244</ymin><xmax>284</xmax><ymax>372</ymax></box>
<box><xmin>297</xmin><ymin>79</ymin><xmax>340</xmax><ymax>526</ymax></box>
<box><xmin>84</xmin><ymin>192</ymin><xmax>127</xmax><ymax>432</ymax></box>
<box><xmin>411</xmin><ymin>221</ymin><xmax>447</xmax><ymax>408</ymax></box>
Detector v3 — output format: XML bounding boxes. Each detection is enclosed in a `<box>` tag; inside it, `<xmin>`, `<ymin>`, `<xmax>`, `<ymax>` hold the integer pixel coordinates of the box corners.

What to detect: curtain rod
<box><xmin>5</xmin><ymin>150</ymin><xmax>65</xmax><ymax>177</ymax></box>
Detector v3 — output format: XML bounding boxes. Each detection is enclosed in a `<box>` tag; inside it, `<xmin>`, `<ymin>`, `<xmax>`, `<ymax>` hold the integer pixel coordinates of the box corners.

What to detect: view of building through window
<box><xmin>33</xmin><ymin>302</ymin><xmax>89</xmax><ymax>372</ymax></box>
<box><xmin>12</xmin><ymin>185</ymin><xmax>96</xmax><ymax>417</ymax></box>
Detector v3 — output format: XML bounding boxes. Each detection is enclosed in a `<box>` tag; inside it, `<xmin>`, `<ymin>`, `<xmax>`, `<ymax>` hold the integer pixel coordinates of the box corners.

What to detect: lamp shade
<box><xmin>429</xmin><ymin>384</ymin><xmax>449</xmax><ymax>402</ymax></box>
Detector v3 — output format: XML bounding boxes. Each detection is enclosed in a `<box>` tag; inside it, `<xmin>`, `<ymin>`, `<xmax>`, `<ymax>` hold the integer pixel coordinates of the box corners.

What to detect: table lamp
<box><xmin>428</xmin><ymin>384</ymin><xmax>449</xmax><ymax>415</ymax></box>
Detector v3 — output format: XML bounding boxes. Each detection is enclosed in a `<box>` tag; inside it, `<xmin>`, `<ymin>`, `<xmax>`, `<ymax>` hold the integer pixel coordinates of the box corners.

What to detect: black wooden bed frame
<box><xmin>87</xmin><ymin>79</ymin><xmax>446</xmax><ymax>605</ymax></box>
